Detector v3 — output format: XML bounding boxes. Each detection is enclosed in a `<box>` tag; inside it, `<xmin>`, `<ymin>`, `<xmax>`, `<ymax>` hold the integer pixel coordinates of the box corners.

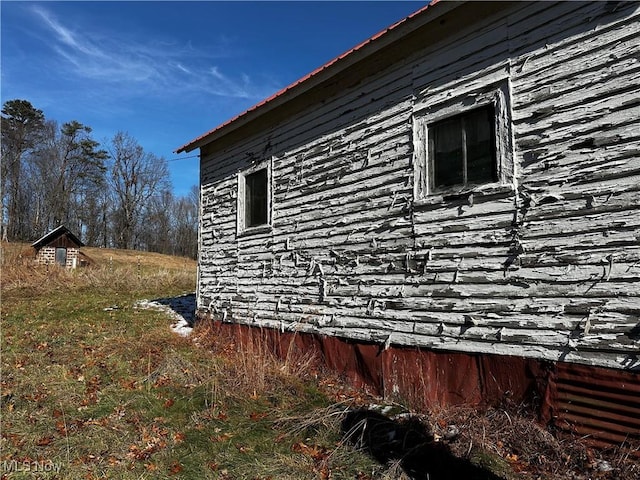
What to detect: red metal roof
<box><xmin>176</xmin><ymin>1</ymin><xmax>436</xmax><ymax>153</ymax></box>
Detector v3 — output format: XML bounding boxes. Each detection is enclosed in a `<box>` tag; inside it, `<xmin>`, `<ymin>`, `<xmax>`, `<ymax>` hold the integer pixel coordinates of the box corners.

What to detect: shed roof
<box><xmin>32</xmin><ymin>225</ymin><xmax>84</xmax><ymax>249</ymax></box>
<box><xmin>176</xmin><ymin>1</ymin><xmax>442</xmax><ymax>154</ymax></box>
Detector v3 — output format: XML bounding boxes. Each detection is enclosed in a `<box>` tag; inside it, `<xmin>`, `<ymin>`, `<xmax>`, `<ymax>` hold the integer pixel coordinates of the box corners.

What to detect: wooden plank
<box><xmin>195</xmin><ymin>1</ymin><xmax>640</xmax><ymax>373</ymax></box>
<box><xmin>508</xmin><ymin>1</ymin><xmax>633</xmax><ymax>55</ymax></box>
<box><xmin>510</xmin><ymin>4</ymin><xmax>640</xmax><ymax>77</ymax></box>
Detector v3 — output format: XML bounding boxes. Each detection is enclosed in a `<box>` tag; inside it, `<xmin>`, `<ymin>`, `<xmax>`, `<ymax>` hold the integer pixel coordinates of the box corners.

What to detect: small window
<box><xmin>238</xmin><ymin>163</ymin><xmax>272</xmax><ymax>234</ymax></box>
<box><xmin>413</xmin><ymin>80</ymin><xmax>513</xmax><ymax>200</ymax></box>
<box><xmin>245</xmin><ymin>168</ymin><xmax>268</xmax><ymax>228</ymax></box>
<box><xmin>429</xmin><ymin>105</ymin><xmax>497</xmax><ymax>191</ymax></box>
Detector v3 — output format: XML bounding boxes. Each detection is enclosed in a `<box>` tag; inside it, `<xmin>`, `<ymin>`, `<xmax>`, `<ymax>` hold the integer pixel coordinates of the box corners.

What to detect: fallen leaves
<box><xmin>2</xmin><ymin>431</ymin><xmax>25</xmax><ymax>448</ymax></box>
<box><xmin>292</xmin><ymin>441</ymin><xmax>333</xmax><ymax>479</ymax></box>
<box><xmin>235</xmin><ymin>444</ymin><xmax>250</xmax><ymax>453</ymax></box>
<box><xmin>153</xmin><ymin>375</ymin><xmax>173</xmax><ymax>388</ymax></box>
<box><xmin>81</xmin><ymin>375</ymin><xmax>102</xmax><ymax>406</ymax></box>
<box><xmin>127</xmin><ymin>439</ymin><xmax>166</xmax><ymax>461</ymax></box>
<box><xmin>55</xmin><ymin>420</ymin><xmax>67</xmax><ymax>436</ymax></box>
<box><xmin>127</xmin><ymin>423</ymin><xmax>171</xmax><ymax>461</ymax></box>
<box><xmin>249</xmin><ymin>411</ymin><xmax>269</xmax><ymax>421</ymax></box>
<box><xmin>210</xmin><ymin>432</ymin><xmax>233</xmax><ymax>443</ymax></box>
<box><xmin>216</xmin><ymin>410</ymin><xmax>228</xmax><ymax>421</ymax></box>
<box><xmin>119</xmin><ymin>379</ymin><xmax>138</xmax><ymax>390</ymax></box>
<box><xmin>506</xmin><ymin>453</ymin><xmax>519</xmax><ymax>463</ymax></box>
<box><xmin>291</xmin><ymin>441</ymin><xmax>329</xmax><ymax>461</ymax></box>
<box><xmin>36</xmin><ymin>436</ymin><xmax>54</xmax><ymax>446</ymax></box>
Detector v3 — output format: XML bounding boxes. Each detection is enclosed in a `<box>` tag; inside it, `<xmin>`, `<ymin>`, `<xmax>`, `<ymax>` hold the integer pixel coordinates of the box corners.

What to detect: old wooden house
<box><xmin>178</xmin><ymin>1</ymin><xmax>640</xmax><ymax>447</ymax></box>
<box><xmin>32</xmin><ymin>225</ymin><xmax>85</xmax><ymax>268</ymax></box>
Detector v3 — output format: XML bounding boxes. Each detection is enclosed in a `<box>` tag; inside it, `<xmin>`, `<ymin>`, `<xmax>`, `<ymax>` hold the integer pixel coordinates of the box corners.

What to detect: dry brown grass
<box><xmin>2</xmin><ymin>242</ymin><xmax>380</xmax><ymax>479</ymax></box>
<box><xmin>1</xmin><ymin>241</ymin><xmax>196</xmax><ymax>299</ymax></box>
<box><xmin>3</xmin><ymin>241</ymin><xmax>637</xmax><ymax>479</ymax></box>
<box><xmin>421</xmin><ymin>404</ymin><xmax>640</xmax><ymax>479</ymax></box>
<box><xmin>190</xmin><ymin>319</ymin><xmax>321</xmax><ymax>399</ymax></box>
<box><xmin>192</xmin><ymin>316</ymin><xmax>640</xmax><ymax>479</ymax></box>
<box><xmin>83</xmin><ymin>245</ymin><xmax>195</xmax><ymax>271</ymax></box>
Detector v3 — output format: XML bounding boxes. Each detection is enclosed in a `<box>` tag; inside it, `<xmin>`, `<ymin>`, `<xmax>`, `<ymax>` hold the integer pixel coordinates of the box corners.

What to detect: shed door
<box><xmin>55</xmin><ymin>247</ymin><xmax>67</xmax><ymax>267</ymax></box>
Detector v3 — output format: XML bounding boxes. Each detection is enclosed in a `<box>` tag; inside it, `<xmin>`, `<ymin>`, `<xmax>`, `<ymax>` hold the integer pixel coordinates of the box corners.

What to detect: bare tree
<box><xmin>108</xmin><ymin>132</ymin><xmax>170</xmax><ymax>250</ymax></box>
<box><xmin>138</xmin><ymin>185</ymin><xmax>199</xmax><ymax>258</ymax></box>
<box><xmin>29</xmin><ymin>120</ymin><xmax>107</xmax><ymax>235</ymax></box>
<box><xmin>1</xmin><ymin>99</ymin><xmax>45</xmax><ymax>240</ymax></box>
<box><xmin>173</xmin><ymin>185</ymin><xmax>199</xmax><ymax>259</ymax></box>
<box><xmin>2</xmin><ymin>99</ymin><xmax>195</xmax><ymax>255</ymax></box>
<box><xmin>26</xmin><ymin>120</ymin><xmax>58</xmax><ymax>237</ymax></box>
<box><xmin>140</xmin><ymin>188</ymin><xmax>174</xmax><ymax>254</ymax></box>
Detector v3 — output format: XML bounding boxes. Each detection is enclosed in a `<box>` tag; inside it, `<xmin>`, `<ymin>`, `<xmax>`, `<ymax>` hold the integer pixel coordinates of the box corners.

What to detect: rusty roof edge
<box><xmin>175</xmin><ymin>0</ymin><xmax>454</xmax><ymax>154</ymax></box>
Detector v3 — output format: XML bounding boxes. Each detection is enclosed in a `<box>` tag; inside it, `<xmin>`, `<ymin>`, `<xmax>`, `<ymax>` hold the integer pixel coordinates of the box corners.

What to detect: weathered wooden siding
<box><xmin>509</xmin><ymin>0</ymin><xmax>640</xmax><ymax>370</ymax></box>
<box><xmin>198</xmin><ymin>1</ymin><xmax>640</xmax><ymax>372</ymax></box>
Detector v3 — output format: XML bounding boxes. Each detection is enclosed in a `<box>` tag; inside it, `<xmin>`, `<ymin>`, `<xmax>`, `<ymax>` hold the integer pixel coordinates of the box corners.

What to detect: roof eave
<box><xmin>32</xmin><ymin>225</ymin><xmax>85</xmax><ymax>249</ymax></box>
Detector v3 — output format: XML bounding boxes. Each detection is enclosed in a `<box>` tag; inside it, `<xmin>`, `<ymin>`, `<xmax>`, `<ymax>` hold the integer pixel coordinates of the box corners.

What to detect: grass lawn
<box><xmin>2</xmin><ymin>243</ymin><xmax>638</xmax><ymax>480</ymax></box>
<box><xmin>0</xmin><ymin>244</ymin><xmax>375</xmax><ymax>479</ymax></box>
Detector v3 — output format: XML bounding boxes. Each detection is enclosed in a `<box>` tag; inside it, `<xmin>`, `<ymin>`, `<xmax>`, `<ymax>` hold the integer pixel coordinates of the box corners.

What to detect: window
<box><xmin>429</xmin><ymin>105</ymin><xmax>497</xmax><ymax>191</ymax></box>
<box><xmin>413</xmin><ymin>81</ymin><xmax>513</xmax><ymax>200</ymax></box>
<box><xmin>244</xmin><ymin>168</ymin><xmax>268</xmax><ymax>228</ymax></box>
<box><xmin>238</xmin><ymin>162</ymin><xmax>272</xmax><ymax>233</ymax></box>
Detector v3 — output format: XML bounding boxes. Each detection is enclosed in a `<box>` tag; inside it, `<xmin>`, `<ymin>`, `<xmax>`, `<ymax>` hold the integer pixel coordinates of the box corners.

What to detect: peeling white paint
<box><xmin>195</xmin><ymin>2</ymin><xmax>640</xmax><ymax>371</ymax></box>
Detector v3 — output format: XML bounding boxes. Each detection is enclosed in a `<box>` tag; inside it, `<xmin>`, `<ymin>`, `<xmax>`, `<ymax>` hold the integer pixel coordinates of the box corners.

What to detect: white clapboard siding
<box><xmin>197</xmin><ymin>1</ymin><xmax>640</xmax><ymax>371</ymax></box>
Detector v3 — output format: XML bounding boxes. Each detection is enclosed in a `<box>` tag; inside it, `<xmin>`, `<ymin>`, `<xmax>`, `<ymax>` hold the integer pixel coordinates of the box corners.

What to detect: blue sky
<box><xmin>1</xmin><ymin>1</ymin><xmax>425</xmax><ymax>196</ymax></box>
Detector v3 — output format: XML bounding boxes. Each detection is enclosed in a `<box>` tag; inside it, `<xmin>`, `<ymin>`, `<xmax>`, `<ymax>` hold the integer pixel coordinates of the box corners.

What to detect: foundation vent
<box><xmin>552</xmin><ymin>363</ymin><xmax>640</xmax><ymax>449</ymax></box>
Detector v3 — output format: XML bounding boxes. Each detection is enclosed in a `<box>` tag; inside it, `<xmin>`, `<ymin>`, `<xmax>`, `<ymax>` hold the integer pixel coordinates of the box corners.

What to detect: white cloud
<box><xmin>173</xmin><ymin>63</ymin><xmax>192</xmax><ymax>75</ymax></box>
<box><xmin>204</xmin><ymin>66</ymin><xmax>255</xmax><ymax>99</ymax></box>
<box><xmin>209</xmin><ymin>66</ymin><xmax>225</xmax><ymax>81</ymax></box>
<box><xmin>33</xmin><ymin>6</ymin><xmax>80</xmax><ymax>49</ymax></box>
<box><xmin>29</xmin><ymin>6</ymin><xmax>278</xmax><ymax>101</ymax></box>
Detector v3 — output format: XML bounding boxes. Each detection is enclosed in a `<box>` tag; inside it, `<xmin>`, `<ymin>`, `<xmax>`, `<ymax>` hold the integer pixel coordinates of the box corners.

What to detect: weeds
<box><xmin>2</xmin><ymin>242</ymin><xmax>638</xmax><ymax>479</ymax></box>
<box><xmin>1</xmin><ymin>242</ymin><xmax>195</xmax><ymax>300</ymax></box>
<box><xmin>0</xmin><ymin>243</ymin><xmax>376</xmax><ymax>479</ymax></box>
<box><xmin>423</xmin><ymin>404</ymin><xmax>640</xmax><ymax>479</ymax></box>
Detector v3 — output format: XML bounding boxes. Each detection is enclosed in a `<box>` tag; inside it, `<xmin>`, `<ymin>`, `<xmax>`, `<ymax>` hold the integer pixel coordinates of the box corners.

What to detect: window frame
<box><xmin>413</xmin><ymin>81</ymin><xmax>514</xmax><ymax>202</ymax></box>
<box><xmin>428</xmin><ymin>104</ymin><xmax>497</xmax><ymax>192</ymax></box>
<box><xmin>237</xmin><ymin>159</ymin><xmax>273</xmax><ymax>235</ymax></box>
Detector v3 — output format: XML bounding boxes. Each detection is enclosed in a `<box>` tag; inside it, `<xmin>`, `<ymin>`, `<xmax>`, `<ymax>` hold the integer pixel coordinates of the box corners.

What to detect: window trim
<box><xmin>413</xmin><ymin>80</ymin><xmax>514</xmax><ymax>203</ymax></box>
<box><xmin>237</xmin><ymin>159</ymin><xmax>273</xmax><ymax>235</ymax></box>
<box><xmin>428</xmin><ymin>104</ymin><xmax>497</xmax><ymax>192</ymax></box>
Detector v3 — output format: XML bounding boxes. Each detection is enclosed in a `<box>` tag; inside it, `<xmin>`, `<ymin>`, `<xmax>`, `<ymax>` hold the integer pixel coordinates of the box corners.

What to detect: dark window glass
<box><xmin>245</xmin><ymin>168</ymin><xmax>268</xmax><ymax>228</ymax></box>
<box><xmin>465</xmin><ymin>107</ymin><xmax>496</xmax><ymax>184</ymax></box>
<box><xmin>432</xmin><ymin>116</ymin><xmax>464</xmax><ymax>188</ymax></box>
<box><xmin>430</xmin><ymin>105</ymin><xmax>497</xmax><ymax>191</ymax></box>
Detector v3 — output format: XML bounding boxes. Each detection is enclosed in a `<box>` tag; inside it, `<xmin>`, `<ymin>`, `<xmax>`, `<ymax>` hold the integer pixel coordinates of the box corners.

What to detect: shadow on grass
<box><xmin>152</xmin><ymin>292</ymin><xmax>196</xmax><ymax>326</ymax></box>
<box><xmin>342</xmin><ymin>409</ymin><xmax>505</xmax><ymax>480</ymax></box>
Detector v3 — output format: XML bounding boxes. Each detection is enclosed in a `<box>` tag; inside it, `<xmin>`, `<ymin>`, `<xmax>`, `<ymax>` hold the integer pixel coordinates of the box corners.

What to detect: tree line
<box><xmin>1</xmin><ymin>99</ymin><xmax>198</xmax><ymax>259</ymax></box>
